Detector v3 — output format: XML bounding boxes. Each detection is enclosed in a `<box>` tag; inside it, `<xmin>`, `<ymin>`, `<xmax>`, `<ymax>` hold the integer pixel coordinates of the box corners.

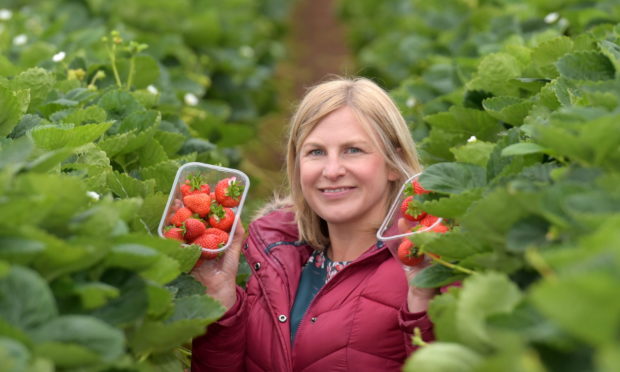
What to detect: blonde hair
<box><xmin>285</xmin><ymin>76</ymin><xmax>421</xmax><ymax>249</ymax></box>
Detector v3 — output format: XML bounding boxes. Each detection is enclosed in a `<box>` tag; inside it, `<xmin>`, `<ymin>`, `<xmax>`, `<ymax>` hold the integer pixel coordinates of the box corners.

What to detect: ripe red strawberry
<box><xmin>184</xmin><ymin>218</ymin><xmax>206</xmax><ymax>242</ymax></box>
<box><xmin>400</xmin><ymin>196</ymin><xmax>427</xmax><ymax>221</ymax></box>
<box><xmin>215</xmin><ymin>177</ymin><xmax>244</xmax><ymax>207</ymax></box>
<box><xmin>204</xmin><ymin>227</ymin><xmax>229</xmax><ymax>244</ymax></box>
<box><xmin>208</xmin><ymin>204</ymin><xmax>235</xmax><ymax>232</ymax></box>
<box><xmin>397</xmin><ymin>239</ymin><xmax>424</xmax><ymax>266</ymax></box>
<box><xmin>170</xmin><ymin>207</ymin><xmax>193</xmax><ymax>226</ymax></box>
<box><xmin>413</xmin><ymin>180</ymin><xmax>430</xmax><ymax>195</ymax></box>
<box><xmin>183</xmin><ymin>193</ymin><xmax>211</xmax><ymax>217</ymax></box>
<box><xmin>180</xmin><ymin>174</ymin><xmax>210</xmax><ymax>197</ymax></box>
<box><xmin>431</xmin><ymin>223</ymin><xmax>450</xmax><ymax>233</ymax></box>
<box><xmin>193</xmin><ymin>233</ymin><xmax>224</xmax><ymax>260</ymax></box>
<box><xmin>419</xmin><ymin>214</ymin><xmax>439</xmax><ymax>227</ymax></box>
<box><xmin>163</xmin><ymin>226</ymin><xmax>184</xmax><ymax>242</ymax></box>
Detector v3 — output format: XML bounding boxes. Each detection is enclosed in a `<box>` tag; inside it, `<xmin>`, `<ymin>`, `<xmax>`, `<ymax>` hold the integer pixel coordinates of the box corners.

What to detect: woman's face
<box><xmin>298</xmin><ymin>106</ymin><xmax>398</xmax><ymax>229</ymax></box>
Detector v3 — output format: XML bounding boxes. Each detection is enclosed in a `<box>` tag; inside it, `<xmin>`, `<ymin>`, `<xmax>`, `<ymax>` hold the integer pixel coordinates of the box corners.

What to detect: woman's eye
<box><xmin>308</xmin><ymin>149</ymin><xmax>324</xmax><ymax>156</ymax></box>
<box><xmin>345</xmin><ymin>147</ymin><xmax>362</xmax><ymax>154</ymax></box>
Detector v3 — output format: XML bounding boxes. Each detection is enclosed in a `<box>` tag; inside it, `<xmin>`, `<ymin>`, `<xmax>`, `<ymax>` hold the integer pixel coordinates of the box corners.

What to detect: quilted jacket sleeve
<box><xmin>399</xmin><ymin>306</ymin><xmax>435</xmax><ymax>356</ymax></box>
<box><xmin>191</xmin><ymin>285</ymin><xmax>248</xmax><ymax>371</ymax></box>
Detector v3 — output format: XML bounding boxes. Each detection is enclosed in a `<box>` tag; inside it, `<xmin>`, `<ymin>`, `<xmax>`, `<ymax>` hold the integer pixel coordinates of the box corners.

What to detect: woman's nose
<box><xmin>322</xmin><ymin>155</ymin><xmax>345</xmax><ymax>179</ymax></box>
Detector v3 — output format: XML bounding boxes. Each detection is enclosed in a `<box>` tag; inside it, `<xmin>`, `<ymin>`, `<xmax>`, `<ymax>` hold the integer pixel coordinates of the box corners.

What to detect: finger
<box><xmin>397</xmin><ymin>217</ymin><xmax>409</xmax><ymax>234</ymax></box>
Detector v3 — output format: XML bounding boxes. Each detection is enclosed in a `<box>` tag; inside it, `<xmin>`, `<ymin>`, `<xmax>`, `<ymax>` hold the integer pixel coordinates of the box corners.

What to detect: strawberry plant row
<box><xmin>339</xmin><ymin>1</ymin><xmax>620</xmax><ymax>371</ymax></box>
<box><xmin>0</xmin><ymin>1</ymin><xmax>290</xmax><ymax>370</ymax></box>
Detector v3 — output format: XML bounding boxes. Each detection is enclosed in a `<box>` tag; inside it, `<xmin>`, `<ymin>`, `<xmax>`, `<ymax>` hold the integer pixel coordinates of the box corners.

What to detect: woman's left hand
<box><xmin>396</xmin><ymin>218</ymin><xmax>438</xmax><ymax>313</ymax></box>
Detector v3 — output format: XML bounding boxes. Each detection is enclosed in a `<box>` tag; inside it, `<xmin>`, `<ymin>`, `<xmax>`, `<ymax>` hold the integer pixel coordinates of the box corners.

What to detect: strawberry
<box><xmin>208</xmin><ymin>204</ymin><xmax>235</xmax><ymax>232</ymax></box>
<box><xmin>215</xmin><ymin>177</ymin><xmax>244</xmax><ymax>207</ymax></box>
<box><xmin>431</xmin><ymin>223</ymin><xmax>450</xmax><ymax>233</ymax></box>
<box><xmin>193</xmin><ymin>233</ymin><xmax>224</xmax><ymax>260</ymax></box>
<box><xmin>184</xmin><ymin>218</ymin><xmax>206</xmax><ymax>242</ymax></box>
<box><xmin>413</xmin><ymin>180</ymin><xmax>430</xmax><ymax>195</ymax></box>
<box><xmin>397</xmin><ymin>239</ymin><xmax>424</xmax><ymax>266</ymax></box>
<box><xmin>163</xmin><ymin>226</ymin><xmax>185</xmax><ymax>242</ymax></box>
<box><xmin>419</xmin><ymin>214</ymin><xmax>439</xmax><ymax>227</ymax></box>
<box><xmin>180</xmin><ymin>174</ymin><xmax>210</xmax><ymax>197</ymax></box>
<box><xmin>170</xmin><ymin>207</ymin><xmax>193</xmax><ymax>226</ymax></box>
<box><xmin>204</xmin><ymin>227</ymin><xmax>229</xmax><ymax>245</ymax></box>
<box><xmin>183</xmin><ymin>193</ymin><xmax>211</xmax><ymax>217</ymax></box>
<box><xmin>400</xmin><ymin>196</ymin><xmax>426</xmax><ymax>221</ymax></box>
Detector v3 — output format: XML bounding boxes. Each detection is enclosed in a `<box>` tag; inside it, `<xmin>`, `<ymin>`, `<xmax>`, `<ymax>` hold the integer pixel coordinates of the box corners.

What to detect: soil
<box><xmin>240</xmin><ymin>0</ymin><xmax>354</xmax><ymax>212</ymax></box>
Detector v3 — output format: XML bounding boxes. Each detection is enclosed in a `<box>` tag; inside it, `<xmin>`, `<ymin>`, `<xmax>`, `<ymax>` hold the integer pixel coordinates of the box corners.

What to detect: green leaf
<box><xmin>410</xmin><ymin>264</ymin><xmax>467</xmax><ymax>289</ymax></box>
<box><xmin>456</xmin><ymin>272</ymin><xmax>522</xmax><ymax>351</ymax></box>
<box><xmin>106</xmin><ymin>244</ymin><xmax>160</xmax><ymax>271</ymax></box>
<box><xmin>63</xmin><ymin>106</ymin><xmax>107</xmax><ymax>125</ymax></box>
<box><xmin>0</xmin><ymin>337</ymin><xmax>30</xmax><ymax>372</ymax></box>
<box><xmin>413</xmin><ymin>230</ymin><xmax>491</xmax><ymax>261</ymax></box>
<box><xmin>403</xmin><ymin>342</ymin><xmax>482</xmax><ymax>372</ymax></box>
<box><xmin>556</xmin><ymin>51</ymin><xmax>615</xmax><ymax>81</ymax></box>
<box><xmin>140</xmin><ymin>255</ymin><xmax>181</xmax><ymax>284</ymax></box>
<box><xmin>506</xmin><ymin>216</ymin><xmax>550</xmax><ymax>253</ymax></box>
<box><xmin>0</xmin><ymin>237</ymin><xmax>45</xmax><ymax>265</ymax></box>
<box><xmin>531</xmin><ymin>36</ymin><xmax>574</xmax><ymax>78</ymax></box>
<box><xmin>0</xmin><ymin>137</ymin><xmax>34</xmax><ymax>174</ymax></box>
<box><xmin>501</xmin><ymin>142</ymin><xmax>546</xmax><ymax>157</ymax></box>
<box><xmin>9</xmin><ymin>67</ymin><xmax>54</xmax><ymax>111</ymax></box>
<box><xmin>467</xmin><ymin>52</ymin><xmax>523</xmax><ymax>96</ymax></box>
<box><xmin>30</xmin><ymin>122</ymin><xmax>113</xmax><ymax>150</ymax></box>
<box><xmin>138</xmin><ymin>138</ymin><xmax>169</xmax><ymax>167</ymax></box>
<box><xmin>482</xmin><ymin>96</ymin><xmax>533</xmax><ymax>126</ymax></box>
<box><xmin>529</xmin><ymin>271</ymin><xmax>620</xmax><ymax>346</ymax></box>
<box><xmin>93</xmin><ymin>270</ymin><xmax>148</xmax><ymax>326</ymax></box>
<box><xmin>98</xmin><ymin>90</ymin><xmax>142</xmax><ymax>120</ymax></box>
<box><xmin>0</xmin><ymin>86</ymin><xmax>27</xmax><ymax>137</ymax></box>
<box><xmin>107</xmin><ymin>171</ymin><xmax>156</xmax><ymax>198</ymax></box>
<box><xmin>117</xmin><ymin>55</ymin><xmax>161</xmax><ymax>89</ymax></box>
<box><xmin>420</xmin><ymin>162</ymin><xmax>487</xmax><ymax>194</ymax></box>
<box><xmin>0</xmin><ymin>266</ymin><xmax>57</xmax><ymax>331</ymax></box>
<box><xmin>421</xmin><ymin>189</ymin><xmax>484</xmax><ymax>219</ymax></box>
<box><xmin>73</xmin><ymin>282</ymin><xmax>120</xmax><ymax>310</ymax></box>
<box><xmin>30</xmin><ymin>315</ymin><xmax>124</xmax><ymax>366</ymax></box>
<box><xmin>154</xmin><ymin>130</ymin><xmax>186</xmax><ymax>157</ymax></box>
<box><xmin>451</xmin><ymin>141</ymin><xmax>495</xmax><ymax>168</ymax></box>
<box><xmin>146</xmin><ymin>283</ymin><xmax>174</xmax><ymax>318</ymax></box>
<box><xmin>129</xmin><ymin>295</ymin><xmax>225</xmax><ymax>354</ymax></box>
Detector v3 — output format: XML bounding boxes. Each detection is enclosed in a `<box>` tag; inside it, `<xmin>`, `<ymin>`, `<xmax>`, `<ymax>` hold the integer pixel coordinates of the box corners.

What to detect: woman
<box><xmin>191</xmin><ymin>77</ymin><xmax>436</xmax><ymax>371</ymax></box>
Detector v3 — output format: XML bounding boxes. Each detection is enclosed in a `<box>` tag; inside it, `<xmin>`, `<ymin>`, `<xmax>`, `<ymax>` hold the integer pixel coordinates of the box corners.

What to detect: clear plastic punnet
<box><xmin>158</xmin><ymin>162</ymin><xmax>250</xmax><ymax>257</ymax></box>
<box><xmin>376</xmin><ymin>172</ymin><xmax>443</xmax><ymax>255</ymax></box>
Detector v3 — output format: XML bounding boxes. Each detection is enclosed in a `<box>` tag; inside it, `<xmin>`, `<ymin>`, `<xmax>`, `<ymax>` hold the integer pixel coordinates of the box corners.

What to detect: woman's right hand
<box><xmin>191</xmin><ymin>223</ymin><xmax>246</xmax><ymax>310</ymax></box>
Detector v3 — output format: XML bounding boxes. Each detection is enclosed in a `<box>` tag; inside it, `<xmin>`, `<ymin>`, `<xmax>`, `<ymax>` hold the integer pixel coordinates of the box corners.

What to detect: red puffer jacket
<box><xmin>192</xmin><ymin>208</ymin><xmax>434</xmax><ymax>371</ymax></box>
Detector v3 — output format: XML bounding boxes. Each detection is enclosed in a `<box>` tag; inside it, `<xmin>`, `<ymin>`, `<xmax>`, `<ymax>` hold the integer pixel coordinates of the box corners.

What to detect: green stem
<box><xmin>428</xmin><ymin>254</ymin><xmax>476</xmax><ymax>275</ymax></box>
<box><xmin>525</xmin><ymin>247</ymin><xmax>556</xmax><ymax>281</ymax></box>
<box><xmin>108</xmin><ymin>44</ymin><xmax>122</xmax><ymax>88</ymax></box>
<box><xmin>412</xmin><ymin>327</ymin><xmax>428</xmax><ymax>347</ymax></box>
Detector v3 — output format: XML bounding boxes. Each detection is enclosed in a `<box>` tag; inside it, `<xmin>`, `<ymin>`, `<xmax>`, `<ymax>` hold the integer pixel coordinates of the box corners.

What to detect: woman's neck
<box><xmin>326</xmin><ymin>224</ymin><xmax>378</xmax><ymax>262</ymax></box>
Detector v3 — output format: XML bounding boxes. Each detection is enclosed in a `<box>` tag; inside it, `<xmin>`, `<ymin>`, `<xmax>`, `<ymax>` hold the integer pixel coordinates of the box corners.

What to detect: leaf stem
<box><xmin>412</xmin><ymin>327</ymin><xmax>428</xmax><ymax>347</ymax></box>
<box><xmin>428</xmin><ymin>254</ymin><xmax>476</xmax><ymax>275</ymax></box>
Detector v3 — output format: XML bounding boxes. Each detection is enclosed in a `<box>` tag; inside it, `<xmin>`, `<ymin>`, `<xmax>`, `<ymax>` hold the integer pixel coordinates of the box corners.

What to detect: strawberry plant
<box><xmin>0</xmin><ymin>1</ymin><xmax>288</xmax><ymax>369</ymax></box>
<box><xmin>339</xmin><ymin>0</ymin><xmax>620</xmax><ymax>371</ymax></box>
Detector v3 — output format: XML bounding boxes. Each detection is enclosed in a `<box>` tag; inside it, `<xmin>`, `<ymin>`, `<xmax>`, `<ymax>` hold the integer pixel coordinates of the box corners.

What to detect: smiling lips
<box><xmin>320</xmin><ymin>186</ymin><xmax>355</xmax><ymax>194</ymax></box>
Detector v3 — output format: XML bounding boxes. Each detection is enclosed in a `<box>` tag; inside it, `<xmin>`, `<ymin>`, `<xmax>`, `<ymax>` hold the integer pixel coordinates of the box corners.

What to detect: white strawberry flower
<box><xmin>467</xmin><ymin>135</ymin><xmax>477</xmax><ymax>143</ymax></box>
<box><xmin>184</xmin><ymin>93</ymin><xmax>199</xmax><ymax>106</ymax></box>
<box><xmin>147</xmin><ymin>85</ymin><xmax>159</xmax><ymax>95</ymax></box>
<box><xmin>86</xmin><ymin>191</ymin><xmax>100</xmax><ymax>201</ymax></box>
<box><xmin>0</xmin><ymin>9</ymin><xmax>12</xmax><ymax>20</ymax></box>
<box><xmin>52</xmin><ymin>51</ymin><xmax>66</xmax><ymax>62</ymax></box>
<box><xmin>406</xmin><ymin>97</ymin><xmax>417</xmax><ymax>108</ymax></box>
<box><xmin>544</xmin><ymin>12</ymin><xmax>559</xmax><ymax>24</ymax></box>
<box><xmin>13</xmin><ymin>34</ymin><xmax>27</xmax><ymax>46</ymax></box>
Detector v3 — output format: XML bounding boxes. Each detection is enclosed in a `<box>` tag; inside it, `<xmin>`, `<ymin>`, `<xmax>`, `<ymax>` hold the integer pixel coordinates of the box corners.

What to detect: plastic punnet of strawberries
<box><xmin>159</xmin><ymin>163</ymin><xmax>249</xmax><ymax>269</ymax></box>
